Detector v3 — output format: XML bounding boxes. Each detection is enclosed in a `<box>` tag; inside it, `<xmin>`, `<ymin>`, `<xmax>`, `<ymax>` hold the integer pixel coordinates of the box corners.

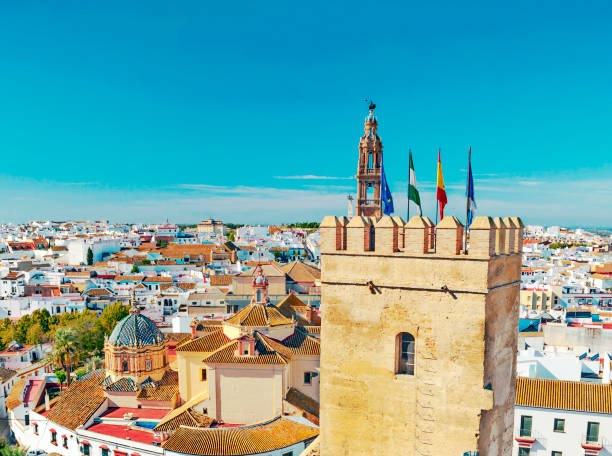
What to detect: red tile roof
<box><xmin>162</xmin><ymin>417</ymin><xmax>318</xmax><ymax>455</ymax></box>
<box><xmin>86</xmin><ymin>423</ymin><xmax>163</xmax><ymax>445</ymax></box>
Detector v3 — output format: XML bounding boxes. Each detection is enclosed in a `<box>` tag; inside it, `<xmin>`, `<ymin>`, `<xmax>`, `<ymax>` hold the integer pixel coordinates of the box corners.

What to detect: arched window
<box><xmin>396</xmin><ymin>333</ymin><xmax>415</xmax><ymax>375</ymax></box>
<box><xmin>122</xmin><ymin>361</ymin><xmax>128</xmax><ymax>372</ymax></box>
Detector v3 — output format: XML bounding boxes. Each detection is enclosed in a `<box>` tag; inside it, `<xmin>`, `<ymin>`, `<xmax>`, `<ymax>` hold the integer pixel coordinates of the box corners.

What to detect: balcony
<box><xmin>582</xmin><ymin>434</ymin><xmax>604</xmax><ymax>451</ymax></box>
<box><xmin>357</xmin><ymin>168</ymin><xmax>380</xmax><ymax>176</ymax></box>
<box><xmin>358</xmin><ymin>199</ymin><xmax>379</xmax><ymax>207</ymax></box>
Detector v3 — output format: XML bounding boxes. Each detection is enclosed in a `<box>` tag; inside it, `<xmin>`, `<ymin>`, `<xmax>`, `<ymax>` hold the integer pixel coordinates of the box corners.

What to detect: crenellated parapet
<box><xmin>320</xmin><ymin>214</ymin><xmax>524</xmax><ymax>257</ymax></box>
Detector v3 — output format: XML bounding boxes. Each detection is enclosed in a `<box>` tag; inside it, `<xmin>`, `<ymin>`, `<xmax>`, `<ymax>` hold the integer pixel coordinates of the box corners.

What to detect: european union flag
<box><xmin>466</xmin><ymin>151</ymin><xmax>477</xmax><ymax>226</ymax></box>
<box><xmin>381</xmin><ymin>163</ymin><xmax>394</xmax><ymax>215</ymax></box>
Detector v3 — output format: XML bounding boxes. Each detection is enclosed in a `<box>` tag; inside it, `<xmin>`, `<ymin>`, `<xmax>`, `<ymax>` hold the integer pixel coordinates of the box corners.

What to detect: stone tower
<box><xmin>318</xmin><ymin>214</ymin><xmax>523</xmax><ymax>456</ymax></box>
<box><xmin>356</xmin><ymin>102</ymin><xmax>383</xmax><ymax>218</ymax></box>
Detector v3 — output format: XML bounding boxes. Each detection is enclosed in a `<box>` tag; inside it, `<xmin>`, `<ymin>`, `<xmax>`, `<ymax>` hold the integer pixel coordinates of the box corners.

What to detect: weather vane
<box><xmin>364</xmin><ymin>98</ymin><xmax>376</xmax><ymax>110</ymax></box>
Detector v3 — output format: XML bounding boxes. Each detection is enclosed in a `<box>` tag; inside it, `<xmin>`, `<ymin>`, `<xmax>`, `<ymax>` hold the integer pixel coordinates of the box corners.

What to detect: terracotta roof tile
<box><xmin>137</xmin><ymin>370</ymin><xmax>179</xmax><ymax>402</ymax></box>
<box><xmin>210</xmin><ymin>275</ymin><xmax>233</xmax><ymax>286</ymax></box>
<box><xmin>45</xmin><ymin>370</ymin><xmax>106</xmax><ymax>430</ymax></box>
<box><xmin>515</xmin><ymin>377</ymin><xmax>612</xmax><ymax>413</ymax></box>
<box><xmin>154</xmin><ymin>408</ymin><xmax>214</xmax><ymax>432</ymax></box>
<box><xmin>279</xmin><ymin>261</ymin><xmax>321</xmax><ymax>283</ymax></box>
<box><xmin>144</xmin><ymin>276</ymin><xmax>173</xmax><ymax>283</ymax></box>
<box><xmin>162</xmin><ymin>417</ymin><xmax>318</xmax><ymax>455</ymax></box>
<box><xmin>175</xmin><ymin>330</ymin><xmax>229</xmax><ymax>353</ymax></box>
<box><xmin>6</xmin><ymin>378</ymin><xmax>26</xmax><ymax>410</ymax></box>
<box><xmin>203</xmin><ymin>333</ymin><xmax>290</xmax><ymax>366</ymax></box>
<box><xmin>224</xmin><ymin>303</ymin><xmax>292</xmax><ymax>327</ymax></box>
<box><xmin>281</xmin><ymin>327</ymin><xmax>320</xmax><ymax>356</ymax></box>
<box><xmin>0</xmin><ymin>368</ymin><xmax>17</xmax><ymax>383</ymax></box>
<box><xmin>285</xmin><ymin>387</ymin><xmax>319</xmax><ymax>418</ymax></box>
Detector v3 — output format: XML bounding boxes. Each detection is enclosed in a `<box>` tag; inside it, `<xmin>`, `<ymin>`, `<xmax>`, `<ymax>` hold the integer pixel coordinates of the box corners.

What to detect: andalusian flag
<box><xmin>436</xmin><ymin>149</ymin><xmax>447</xmax><ymax>220</ymax></box>
<box><xmin>408</xmin><ymin>150</ymin><xmax>422</xmax><ymax>216</ymax></box>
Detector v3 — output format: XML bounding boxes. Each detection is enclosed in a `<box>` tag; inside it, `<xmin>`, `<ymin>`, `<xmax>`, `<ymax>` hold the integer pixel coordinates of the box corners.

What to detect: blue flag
<box><xmin>381</xmin><ymin>164</ymin><xmax>394</xmax><ymax>215</ymax></box>
<box><xmin>467</xmin><ymin>153</ymin><xmax>477</xmax><ymax>226</ymax></box>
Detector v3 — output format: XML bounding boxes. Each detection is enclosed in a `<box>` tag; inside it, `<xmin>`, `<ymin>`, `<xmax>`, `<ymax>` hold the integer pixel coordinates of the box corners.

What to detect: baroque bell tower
<box><xmin>356</xmin><ymin>101</ymin><xmax>383</xmax><ymax>218</ymax></box>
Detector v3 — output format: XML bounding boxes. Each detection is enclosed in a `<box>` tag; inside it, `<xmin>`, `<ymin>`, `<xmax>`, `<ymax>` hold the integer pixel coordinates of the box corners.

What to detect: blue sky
<box><xmin>1</xmin><ymin>1</ymin><xmax>610</xmax><ymax>226</ymax></box>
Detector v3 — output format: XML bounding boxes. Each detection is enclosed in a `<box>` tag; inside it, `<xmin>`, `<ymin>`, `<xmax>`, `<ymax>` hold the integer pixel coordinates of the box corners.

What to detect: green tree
<box><xmin>227</xmin><ymin>231</ymin><xmax>235</xmax><ymax>242</ymax></box>
<box><xmin>14</xmin><ymin>315</ymin><xmax>31</xmax><ymax>344</ymax></box>
<box><xmin>53</xmin><ymin>328</ymin><xmax>79</xmax><ymax>387</ymax></box>
<box><xmin>99</xmin><ymin>303</ymin><xmax>130</xmax><ymax>336</ymax></box>
<box><xmin>70</xmin><ymin>311</ymin><xmax>104</xmax><ymax>356</ymax></box>
<box><xmin>31</xmin><ymin>309</ymin><xmax>51</xmax><ymax>333</ymax></box>
<box><xmin>0</xmin><ymin>444</ymin><xmax>26</xmax><ymax>456</ymax></box>
<box><xmin>54</xmin><ymin>369</ymin><xmax>66</xmax><ymax>390</ymax></box>
<box><xmin>75</xmin><ymin>368</ymin><xmax>87</xmax><ymax>379</ymax></box>
<box><xmin>26</xmin><ymin>323</ymin><xmax>44</xmax><ymax>345</ymax></box>
<box><xmin>131</xmin><ymin>265</ymin><xmax>140</xmax><ymax>273</ymax></box>
<box><xmin>87</xmin><ymin>247</ymin><xmax>94</xmax><ymax>265</ymax></box>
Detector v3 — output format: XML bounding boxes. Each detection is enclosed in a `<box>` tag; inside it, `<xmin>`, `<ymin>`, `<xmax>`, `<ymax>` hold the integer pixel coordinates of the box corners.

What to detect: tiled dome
<box><xmin>108</xmin><ymin>307</ymin><xmax>165</xmax><ymax>348</ymax></box>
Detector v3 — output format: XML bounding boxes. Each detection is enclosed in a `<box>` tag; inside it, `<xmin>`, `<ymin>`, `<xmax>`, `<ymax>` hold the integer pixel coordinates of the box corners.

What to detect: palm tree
<box><xmin>53</xmin><ymin>328</ymin><xmax>79</xmax><ymax>387</ymax></box>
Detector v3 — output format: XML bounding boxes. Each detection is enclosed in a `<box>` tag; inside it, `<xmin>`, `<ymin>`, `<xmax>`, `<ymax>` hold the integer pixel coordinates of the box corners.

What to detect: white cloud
<box><xmin>0</xmin><ymin>172</ymin><xmax>610</xmax><ymax>227</ymax></box>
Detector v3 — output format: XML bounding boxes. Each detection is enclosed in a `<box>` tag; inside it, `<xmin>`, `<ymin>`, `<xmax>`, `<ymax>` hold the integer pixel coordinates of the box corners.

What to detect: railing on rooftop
<box><xmin>358</xmin><ymin>199</ymin><xmax>379</xmax><ymax>206</ymax></box>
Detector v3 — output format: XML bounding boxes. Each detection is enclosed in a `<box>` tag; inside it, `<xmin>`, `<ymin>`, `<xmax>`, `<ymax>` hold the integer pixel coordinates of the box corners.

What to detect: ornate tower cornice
<box><xmin>356</xmin><ymin>103</ymin><xmax>383</xmax><ymax>218</ymax></box>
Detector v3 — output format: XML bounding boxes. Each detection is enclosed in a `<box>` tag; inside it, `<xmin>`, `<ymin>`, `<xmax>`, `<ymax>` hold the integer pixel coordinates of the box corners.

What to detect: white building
<box><xmin>65</xmin><ymin>238</ymin><xmax>121</xmax><ymax>265</ymax></box>
<box><xmin>514</xmin><ymin>377</ymin><xmax>612</xmax><ymax>455</ymax></box>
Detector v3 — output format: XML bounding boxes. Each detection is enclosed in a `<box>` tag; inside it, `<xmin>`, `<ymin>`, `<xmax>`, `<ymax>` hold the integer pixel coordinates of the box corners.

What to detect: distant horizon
<box><xmin>3</xmin><ymin>217</ymin><xmax>612</xmax><ymax>233</ymax></box>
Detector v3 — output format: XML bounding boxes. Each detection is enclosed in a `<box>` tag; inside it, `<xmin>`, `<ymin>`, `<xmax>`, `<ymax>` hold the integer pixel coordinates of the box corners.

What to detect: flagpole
<box><xmin>435</xmin><ymin>149</ymin><xmax>439</xmax><ymax>225</ymax></box>
<box><xmin>434</xmin><ymin>191</ymin><xmax>439</xmax><ymax>225</ymax></box>
<box><xmin>465</xmin><ymin>146</ymin><xmax>471</xmax><ymax>253</ymax></box>
<box><xmin>407</xmin><ymin>149</ymin><xmax>411</xmax><ymax>222</ymax></box>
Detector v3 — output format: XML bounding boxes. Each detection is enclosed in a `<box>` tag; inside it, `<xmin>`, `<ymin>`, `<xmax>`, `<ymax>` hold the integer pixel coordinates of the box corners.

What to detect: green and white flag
<box><xmin>408</xmin><ymin>151</ymin><xmax>422</xmax><ymax>216</ymax></box>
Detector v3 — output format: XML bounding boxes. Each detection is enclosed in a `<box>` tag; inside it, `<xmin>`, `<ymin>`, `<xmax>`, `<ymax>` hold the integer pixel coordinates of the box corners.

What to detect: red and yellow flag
<box><xmin>436</xmin><ymin>149</ymin><xmax>447</xmax><ymax>219</ymax></box>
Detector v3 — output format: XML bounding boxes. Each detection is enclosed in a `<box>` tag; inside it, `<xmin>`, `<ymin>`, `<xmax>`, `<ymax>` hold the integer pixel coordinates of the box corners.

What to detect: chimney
<box><xmin>45</xmin><ymin>391</ymin><xmax>50</xmax><ymax>411</ymax></box>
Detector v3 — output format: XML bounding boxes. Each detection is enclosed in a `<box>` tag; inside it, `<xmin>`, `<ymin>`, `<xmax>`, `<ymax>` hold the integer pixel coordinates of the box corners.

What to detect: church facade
<box><xmin>176</xmin><ymin>265</ymin><xmax>321</xmax><ymax>424</ymax></box>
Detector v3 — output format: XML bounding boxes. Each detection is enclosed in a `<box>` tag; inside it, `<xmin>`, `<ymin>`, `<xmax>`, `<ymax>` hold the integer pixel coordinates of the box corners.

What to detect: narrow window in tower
<box><xmin>396</xmin><ymin>333</ymin><xmax>415</xmax><ymax>375</ymax></box>
<box><xmin>366</xmin><ymin>183</ymin><xmax>374</xmax><ymax>202</ymax></box>
<box><xmin>367</xmin><ymin>152</ymin><xmax>373</xmax><ymax>169</ymax></box>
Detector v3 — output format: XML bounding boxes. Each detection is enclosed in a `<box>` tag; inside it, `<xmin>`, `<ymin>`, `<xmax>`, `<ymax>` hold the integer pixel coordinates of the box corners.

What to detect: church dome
<box><xmin>108</xmin><ymin>307</ymin><xmax>165</xmax><ymax>348</ymax></box>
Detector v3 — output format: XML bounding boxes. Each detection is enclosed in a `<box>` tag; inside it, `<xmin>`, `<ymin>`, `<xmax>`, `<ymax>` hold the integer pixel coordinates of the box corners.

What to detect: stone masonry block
<box><xmin>493</xmin><ymin>217</ymin><xmax>507</xmax><ymax>256</ymax></box>
<box><xmin>405</xmin><ymin>216</ymin><xmax>429</xmax><ymax>254</ymax></box>
<box><xmin>375</xmin><ymin>216</ymin><xmax>399</xmax><ymax>253</ymax></box>
<box><xmin>436</xmin><ymin>216</ymin><xmax>464</xmax><ymax>255</ymax></box>
<box><xmin>469</xmin><ymin>216</ymin><xmax>496</xmax><ymax>257</ymax></box>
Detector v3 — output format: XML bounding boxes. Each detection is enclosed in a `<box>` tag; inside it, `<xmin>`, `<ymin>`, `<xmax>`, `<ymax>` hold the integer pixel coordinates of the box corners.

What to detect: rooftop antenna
<box><xmin>347</xmin><ymin>195</ymin><xmax>354</xmax><ymax>218</ymax></box>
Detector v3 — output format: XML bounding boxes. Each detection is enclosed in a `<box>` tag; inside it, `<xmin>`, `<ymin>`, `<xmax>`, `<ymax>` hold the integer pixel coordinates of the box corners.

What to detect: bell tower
<box><xmin>356</xmin><ymin>102</ymin><xmax>383</xmax><ymax>218</ymax></box>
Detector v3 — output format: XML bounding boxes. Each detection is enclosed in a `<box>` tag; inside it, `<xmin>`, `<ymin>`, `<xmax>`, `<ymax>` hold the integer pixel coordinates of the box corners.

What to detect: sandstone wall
<box><xmin>319</xmin><ymin>215</ymin><xmax>522</xmax><ymax>456</ymax></box>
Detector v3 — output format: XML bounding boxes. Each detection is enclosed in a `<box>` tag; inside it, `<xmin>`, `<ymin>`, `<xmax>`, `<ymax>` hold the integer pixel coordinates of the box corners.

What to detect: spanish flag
<box><xmin>436</xmin><ymin>149</ymin><xmax>447</xmax><ymax>220</ymax></box>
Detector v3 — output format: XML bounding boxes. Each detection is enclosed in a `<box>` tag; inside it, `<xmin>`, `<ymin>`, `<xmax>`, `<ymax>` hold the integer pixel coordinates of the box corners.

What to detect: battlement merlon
<box><xmin>320</xmin><ymin>214</ymin><xmax>523</xmax><ymax>257</ymax></box>
<box><xmin>320</xmin><ymin>214</ymin><xmax>524</xmax><ymax>292</ymax></box>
